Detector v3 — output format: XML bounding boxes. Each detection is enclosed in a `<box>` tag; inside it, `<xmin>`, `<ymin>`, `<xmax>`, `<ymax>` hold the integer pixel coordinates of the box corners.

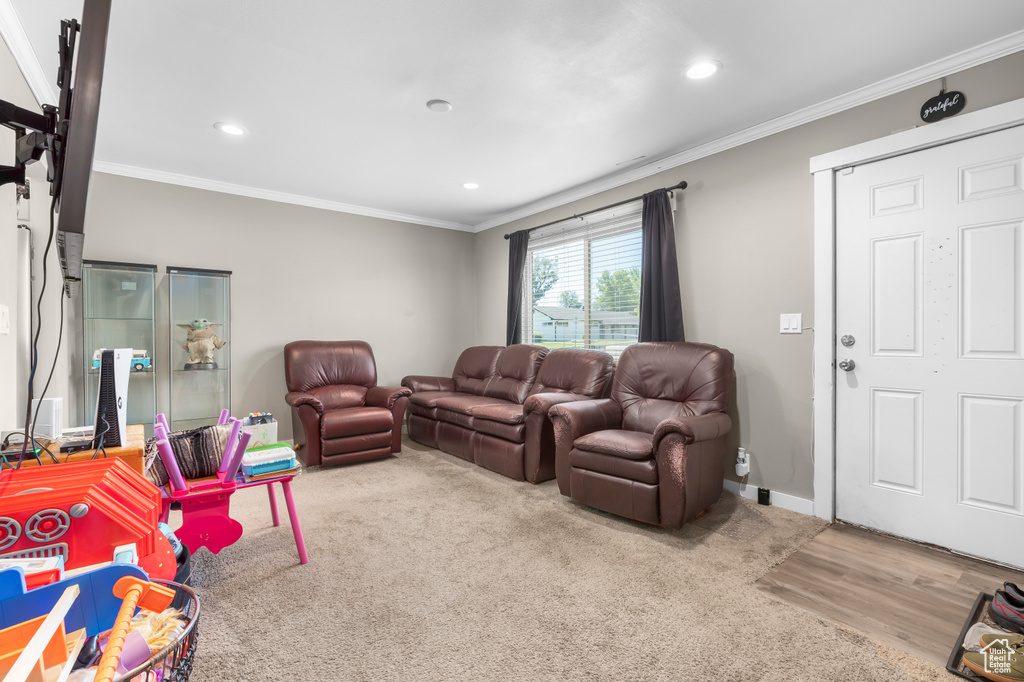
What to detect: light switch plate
<box><xmin>0</xmin><ymin>305</ymin><xmax>9</xmax><ymax>335</ymax></box>
<box><xmin>780</xmin><ymin>313</ymin><xmax>802</xmax><ymax>334</ymax></box>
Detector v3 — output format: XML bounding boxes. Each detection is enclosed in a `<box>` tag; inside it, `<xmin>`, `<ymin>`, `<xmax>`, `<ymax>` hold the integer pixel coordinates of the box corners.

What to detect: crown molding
<box><xmin>0</xmin><ymin>0</ymin><xmax>57</xmax><ymax>106</ymax></box>
<box><xmin>92</xmin><ymin>161</ymin><xmax>475</xmax><ymax>232</ymax></box>
<box><xmin>469</xmin><ymin>28</ymin><xmax>1024</xmax><ymax>233</ymax></box>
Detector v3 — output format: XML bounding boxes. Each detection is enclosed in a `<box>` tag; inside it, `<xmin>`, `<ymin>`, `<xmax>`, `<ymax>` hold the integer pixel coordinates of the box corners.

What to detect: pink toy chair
<box><xmin>153</xmin><ymin>410</ymin><xmax>308</xmax><ymax>564</ymax></box>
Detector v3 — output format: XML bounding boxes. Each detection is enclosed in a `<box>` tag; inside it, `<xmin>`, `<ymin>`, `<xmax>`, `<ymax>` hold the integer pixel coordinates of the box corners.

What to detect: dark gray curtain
<box><xmin>639</xmin><ymin>189</ymin><xmax>685</xmax><ymax>342</ymax></box>
<box><xmin>506</xmin><ymin>230</ymin><xmax>530</xmax><ymax>345</ymax></box>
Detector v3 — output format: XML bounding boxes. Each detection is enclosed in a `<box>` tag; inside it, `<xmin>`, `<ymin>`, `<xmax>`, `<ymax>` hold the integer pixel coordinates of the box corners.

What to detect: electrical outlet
<box><xmin>0</xmin><ymin>305</ymin><xmax>9</xmax><ymax>335</ymax></box>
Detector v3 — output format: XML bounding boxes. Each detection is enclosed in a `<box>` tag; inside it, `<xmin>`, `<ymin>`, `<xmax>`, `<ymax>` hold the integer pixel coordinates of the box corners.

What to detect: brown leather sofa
<box><xmin>403</xmin><ymin>345</ymin><xmax>615</xmax><ymax>483</ymax></box>
<box><xmin>549</xmin><ymin>342</ymin><xmax>734</xmax><ymax>528</ymax></box>
<box><xmin>284</xmin><ymin>340</ymin><xmax>411</xmax><ymax>467</ymax></box>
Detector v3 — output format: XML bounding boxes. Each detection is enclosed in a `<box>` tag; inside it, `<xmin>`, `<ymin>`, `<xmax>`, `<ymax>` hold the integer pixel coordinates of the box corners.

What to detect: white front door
<box><xmin>835</xmin><ymin>124</ymin><xmax>1024</xmax><ymax>568</ymax></box>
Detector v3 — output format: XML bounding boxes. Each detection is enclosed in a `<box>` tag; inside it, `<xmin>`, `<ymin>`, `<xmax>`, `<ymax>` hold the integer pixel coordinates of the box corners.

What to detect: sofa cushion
<box><xmin>409</xmin><ymin>390</ymin><xmax>467</xmax><ymax>420</ymax></box>
<box><xmin>473</xmin><ymin>403</ymin><xmax>525</xmax><ymax>425</ymax></box>
<box><xmin>409</xmin><ymin>390</ymin><xmax>466</xmax><ymax>410</ymax></box>
<box><xmin>573</xmin><ymin>429</ymin><xmax>653</xmax><ymax>461</ymax></box>
<box><xmin>452</xmin><ymin>346</ymin><xmax>502</xmax><ymax>396</ymax></box>
<box><xmin>310</xmin><ymin>384</ymin><xmax>368</xmax><ymax>410</ymax></box>
<box><xmin>472</xmin><ymin>402</ymin><xmax>526</xmax><ymax>442</ymax></box>
<box><xmin>481</xmin><ymin>344</ymin><xmax>548</xmax><ymax>404</ymax></box>
<box><xmin>433</xmin><ymin>395</ymin><xmax>514</xmax><ymax>416</ymax></box>
<box><xmin>436</xmin><ymin>408</ymin><xmax>474</xmax><ymax>430</ymax></box>
<box><xmin>284</xmin><ymin>340</ymin><xmax>377</xmax><ymax>393</ymax></box>
<box><xmin>612</xmin><ymin>342</ymin><xmax>733</xmax><ymax>433</ymax></box>
<box><xmin>530</xmin><ymin>348</ymin><xmax>615</xmax><ymax>398</ymax></box>
<box><xmin>569</xmin><ymin>448</ymin><xmax>658</xmax><ymax>484</ymax></box>
<box><xmin>322</xmin><ymin>406</ymin><xmax>393</xmax><ymax>439</ymax></box>
<box><xmin>409</xmin><ymin>402</ymin><xmax>438</xmax><ymax>420</ymax></box>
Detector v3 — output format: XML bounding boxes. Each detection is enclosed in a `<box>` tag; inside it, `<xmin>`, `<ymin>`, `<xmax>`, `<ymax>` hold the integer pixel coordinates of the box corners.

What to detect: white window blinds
<box><xmin>523</xmin><ymin>201</ymin><xmax>642</xmax><ymax>359</ymax></box>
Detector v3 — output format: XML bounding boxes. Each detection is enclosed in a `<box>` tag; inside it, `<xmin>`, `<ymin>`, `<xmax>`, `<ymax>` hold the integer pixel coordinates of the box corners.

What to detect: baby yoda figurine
<box><xmin>178</xmin><ymin>318</ymin><xmax>227</xmax><ymax>370</ymax></box>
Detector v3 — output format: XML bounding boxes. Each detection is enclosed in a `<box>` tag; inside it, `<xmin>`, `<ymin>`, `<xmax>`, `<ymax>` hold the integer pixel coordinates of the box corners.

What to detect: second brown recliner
<box><xmin>549</xmin><ymin>342</ymin><xmax>734</xmax><ymax>528</ymax></box>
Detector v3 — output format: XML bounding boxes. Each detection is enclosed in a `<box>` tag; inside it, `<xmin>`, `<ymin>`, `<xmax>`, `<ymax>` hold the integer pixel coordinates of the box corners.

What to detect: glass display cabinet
<box><xmin>168</xmin><ymin>266</ymin><xmax>231</xmax><ymax>431</ymax></box>
<box><xmin>82</xmin><ymin>260</ymin><xmax>158</xmax><ymax>437</ymax></box>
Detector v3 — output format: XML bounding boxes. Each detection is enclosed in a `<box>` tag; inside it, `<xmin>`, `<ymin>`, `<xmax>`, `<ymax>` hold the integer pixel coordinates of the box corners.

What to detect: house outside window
<box><xmin>522</xmin><ymin>201</ymin><xmax>642</xmax><ymax>359</ymax></box>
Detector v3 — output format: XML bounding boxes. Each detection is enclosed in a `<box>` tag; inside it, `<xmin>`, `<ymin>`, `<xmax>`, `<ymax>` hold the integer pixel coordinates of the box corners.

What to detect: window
<box><xmin>523</xmin><ymin>201</ymin><xmax>642</xmax><ymax>359</ymax></box>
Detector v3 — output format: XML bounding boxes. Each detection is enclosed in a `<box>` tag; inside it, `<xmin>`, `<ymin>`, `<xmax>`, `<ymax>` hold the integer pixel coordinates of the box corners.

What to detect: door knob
<box><xmin>838</xmin><ymin>359</ymin><xmax>856</xmax><ymax>372</ymax></box>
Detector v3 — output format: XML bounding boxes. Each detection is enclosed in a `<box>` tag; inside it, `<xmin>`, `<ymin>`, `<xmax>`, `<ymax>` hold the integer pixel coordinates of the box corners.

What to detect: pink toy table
<box><xmin>159</xmin><ymin>474</ymin><xmax>308</xmax><ymax>565</ymax></box>
<box><xmin>153</xmin><ymin>411</ymin><xmax>308</xmax><ymax>565</ymax></box>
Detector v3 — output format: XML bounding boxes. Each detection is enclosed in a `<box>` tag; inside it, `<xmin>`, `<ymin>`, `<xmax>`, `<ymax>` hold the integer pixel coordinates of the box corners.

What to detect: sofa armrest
<box><xmin>549</xmin><ymin>399</ymin><xmax>623</xmax><ymax>496</ymax></box>
<box><xmin>548</xmin><ymin>398</ymin><xmax>623</xmax><ymax>440</ymax></box>
<box><xmin>653</xmin><ymin>412</ymin><xmax>732</xmax><ymax>448</ymax></box>
<box><xmin>654</xmin><ymin>412</ymin><xmax>733</xmax><ymax>529</ymax></box>
<box><xmin>402</xmin><ymin>375</ymin><xmax>456</xmax><ymax>393</ymax></box>
<box><xmin>366</xmin><ymin>385</ymin><xmax>412</xmax><ymax>409</ymax></box>
<box><xmin>285</xmin><ymin>391</ymin><xmax>324</xmax><ymax>413</ymax></box>
<box><xmin>523</xmin><ymin>392</ymin><xmax>587</xmax><ymax>417</ymax></box>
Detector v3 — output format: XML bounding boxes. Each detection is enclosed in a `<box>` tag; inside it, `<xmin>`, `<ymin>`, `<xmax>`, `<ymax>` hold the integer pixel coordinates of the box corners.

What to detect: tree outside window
<box><xmin>559</xmin><ymin>290</ymin><xmax>584</xmax><ymax>308</ymax></box>
<box><xmin>593</xmin><ymin>267</ymin><xmax>640</xmax><ymax>314</ymax></box>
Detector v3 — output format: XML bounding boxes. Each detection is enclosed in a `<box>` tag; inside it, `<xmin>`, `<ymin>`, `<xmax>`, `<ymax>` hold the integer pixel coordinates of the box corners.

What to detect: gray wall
<box><xmin>473</xmin><ymin>50</ymin><xmax>1024</xmax><ymax>501</ymax></box>
<box><xmin>76</xmin><ymin>173</ymin><xmax>476</xmax><ymax>441</ymax></box>
<box><xmin>4</xmin><ymin>23</ymin><xmax>1024</xmax><ymax>502</ymax></box>
<box><xmin>0</xmin><ymin>37</ymin><xmax>52</xmax><ymax>433</ymax></box>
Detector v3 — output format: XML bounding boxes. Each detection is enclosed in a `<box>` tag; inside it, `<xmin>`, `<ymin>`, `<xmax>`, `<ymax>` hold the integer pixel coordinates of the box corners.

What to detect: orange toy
<box><xmin>0</xmin><ymin>459</ymin><xmax>176</xmax><ymax>581</ymax></box>
<box><xmin>92</xmin><ymin>577</ymin><xmax>175</xmax><ymax>682</ymax></box>
<box><xmin>0</xmin><ymin>584</ymin><xmax>86</xmax><ymax>682</ymax></box>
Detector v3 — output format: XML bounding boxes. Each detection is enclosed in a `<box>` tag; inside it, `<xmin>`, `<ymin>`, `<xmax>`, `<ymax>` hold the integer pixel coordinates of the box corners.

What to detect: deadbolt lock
<box><xmin>841</xmin><ymin>335</ymin><xmax>855</xmax><ymax>347</ymax></box>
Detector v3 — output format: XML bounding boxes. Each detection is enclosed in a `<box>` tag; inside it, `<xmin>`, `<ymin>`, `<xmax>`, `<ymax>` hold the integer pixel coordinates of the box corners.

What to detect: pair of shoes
<box><xmin>991</xmin><ymin>583</ymin><xmax>1024</xmax><ymax>634</ymax></box>
<box><xmin>964</xmin><ymin>634</ymin><xmax>1024</xmax><ymax>681</ymax></box>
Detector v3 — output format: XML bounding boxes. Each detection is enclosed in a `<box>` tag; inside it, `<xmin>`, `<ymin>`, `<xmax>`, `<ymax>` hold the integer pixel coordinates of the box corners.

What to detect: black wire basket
<box><xmin>113</xmin><ymin>580</ymin><xmax>200</xmax><ymax>682</ymax></box>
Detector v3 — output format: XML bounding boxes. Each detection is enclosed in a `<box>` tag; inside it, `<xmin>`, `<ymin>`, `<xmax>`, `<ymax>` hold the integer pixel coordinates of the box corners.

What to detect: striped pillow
<box><xmin>144</xmin><ymin>423</ymin><xmax>232</xmax><ymax>487</ymax></box>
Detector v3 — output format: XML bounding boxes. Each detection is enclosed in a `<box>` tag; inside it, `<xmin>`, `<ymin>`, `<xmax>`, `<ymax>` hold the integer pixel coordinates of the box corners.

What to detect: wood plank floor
<box><xmin>756</xmin><ymin>523</ymin><xmax>1024</xmax><ymax>666</ymax></box>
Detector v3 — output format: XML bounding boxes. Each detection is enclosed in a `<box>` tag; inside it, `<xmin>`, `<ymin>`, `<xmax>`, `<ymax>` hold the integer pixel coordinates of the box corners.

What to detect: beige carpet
<box><xmin>183</xmin><ymin>437</ymin><xmax>951</xmax><ymax>681</ymax></box>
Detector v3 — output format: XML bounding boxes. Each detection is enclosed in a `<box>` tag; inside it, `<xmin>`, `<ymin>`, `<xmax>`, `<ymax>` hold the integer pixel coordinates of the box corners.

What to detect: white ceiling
<box><xmin>5</xmin><ymin>0</ymin><xmax>1024</xmax><ymax>231</ymax></box>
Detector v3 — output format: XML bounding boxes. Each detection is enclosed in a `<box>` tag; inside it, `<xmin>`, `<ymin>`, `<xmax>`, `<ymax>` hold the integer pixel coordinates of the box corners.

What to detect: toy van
<box><xmin>92</xmin><ymin>349</ymin><xmax>151</xmax><ymax>371</ymax></box>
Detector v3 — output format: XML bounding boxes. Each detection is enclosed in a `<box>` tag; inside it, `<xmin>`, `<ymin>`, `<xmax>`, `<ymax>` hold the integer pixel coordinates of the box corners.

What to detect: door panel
<box><xmin>959</xmin><ymin>394</ymin><xmax>1023</xmax><ymax>516</ymax></box>
<box><xmin>959</xmin><ymin>155</ymin><xmax>1023</xmax><ymax>202</ymax></box>
<box><xmin>870</xmin><ymin>388</ymin><xmax>923</xmax><ymax>494</ymax></box>
<box><xmin>836</xmin><ymin>124</ymin><xmax>1024</xmax><ymax>568</ymax></box>
<box><xmin>871</xmin><ymin>234</ymin><xmax>923</xmax><ymax>356</ymax></box>
<box><xmin>960</xmin><ymin>220</ymin><xmax>1022</xmax><ymax>358</ymax></box>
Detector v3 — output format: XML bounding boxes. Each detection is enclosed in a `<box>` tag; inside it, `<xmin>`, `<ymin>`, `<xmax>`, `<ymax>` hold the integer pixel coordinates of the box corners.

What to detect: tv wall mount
<box><xmin>0</xmin><ymin>18</ymin><xmax>79</xmax><ymax>192</ymax></box>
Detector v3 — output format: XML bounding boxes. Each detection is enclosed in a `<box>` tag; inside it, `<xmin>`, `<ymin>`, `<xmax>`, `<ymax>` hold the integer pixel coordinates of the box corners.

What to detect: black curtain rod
<box><xmin>503</xmin><ymin>180</ymin><xmax>687</xmax><ymax>240</ymax></box>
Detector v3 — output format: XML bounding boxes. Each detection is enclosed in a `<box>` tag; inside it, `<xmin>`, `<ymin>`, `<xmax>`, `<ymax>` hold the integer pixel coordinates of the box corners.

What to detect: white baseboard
<box><xmin>723</xmin><ymin>480</ymin><xmax>815</xmax><ymax>517</ymax></box>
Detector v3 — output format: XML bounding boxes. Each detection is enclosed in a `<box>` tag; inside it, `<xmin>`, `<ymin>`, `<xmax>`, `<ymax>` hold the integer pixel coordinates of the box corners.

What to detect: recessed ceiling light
<box><xmin>214</xmin><ymin>122</ymin><xmax>248</xmax><ymax>136</ymax></box>
<box><xmin>462</xmin><ymin>182</ymin><xmax>479</xmax><ymax>190</ymax></box>
<box><xmin>685</xmin><ymin>60</ymin><xmax>721</xmax><ymax>80</ymax></box>
<box><xmin>426</xmin><ymin>99</ymin><xmax>453</xmax><ymax>113</ymax></box>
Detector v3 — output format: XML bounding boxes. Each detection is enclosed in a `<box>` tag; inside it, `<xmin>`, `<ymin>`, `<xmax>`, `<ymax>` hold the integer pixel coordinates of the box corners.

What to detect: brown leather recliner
<box><xmin>284</xmin><ymin>340</ymin><xmax>411</xmax><ymax>467</ymax></box>
<box><xmin>549</xmin><ymin>342</ymin><xmax>734</xmax><ymax>528</ymax></box>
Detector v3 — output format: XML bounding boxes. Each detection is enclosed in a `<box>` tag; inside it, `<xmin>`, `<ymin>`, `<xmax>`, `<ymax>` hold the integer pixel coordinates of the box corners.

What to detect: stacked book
<box><xmin>240</xmin><ymin>443</ymin><xmax>300</xmax><ymax>482</ymax></box>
